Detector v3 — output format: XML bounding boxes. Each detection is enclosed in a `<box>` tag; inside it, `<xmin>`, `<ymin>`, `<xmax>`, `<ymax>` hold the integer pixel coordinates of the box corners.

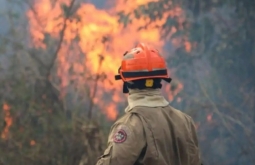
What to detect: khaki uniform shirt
<box><xmin>96</xmin><ymin>89</ymin><xmax>201</xmax><ymax>165</ymax></box>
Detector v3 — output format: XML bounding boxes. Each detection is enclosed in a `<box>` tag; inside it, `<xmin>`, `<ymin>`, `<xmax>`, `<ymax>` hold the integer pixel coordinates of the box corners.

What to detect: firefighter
<box><xmin>96</xmin><ymin>43</ymin><xmax>202</xmax><ymax>165</ymax></box>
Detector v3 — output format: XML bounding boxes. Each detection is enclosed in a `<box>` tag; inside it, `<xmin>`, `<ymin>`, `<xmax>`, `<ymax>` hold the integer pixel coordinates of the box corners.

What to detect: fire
<box><xmin>164</xmin><ymin>82</ymin><xmax>184</xmax><ymax>102</ymax></box>
<box><xmin>105</xmin><ymin>103</ymin><xmax>118</xmax><ymax>120</ymax></box>
<box><xmin>1</xmin><ymin>102</ymin><xmax>12</xmax><ymax>139</ymax></box>
<box><xmin>27</xmin><ymin>0</ymin><xmax>185</xmax><ymax>120</ymax></box>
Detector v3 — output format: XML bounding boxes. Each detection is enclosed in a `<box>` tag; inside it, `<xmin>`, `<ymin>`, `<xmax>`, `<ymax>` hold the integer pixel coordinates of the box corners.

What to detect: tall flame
<box><xmin>27</xmin><ymin>0</ymin><xmax>185</xmax><ymax>120</ymax></box>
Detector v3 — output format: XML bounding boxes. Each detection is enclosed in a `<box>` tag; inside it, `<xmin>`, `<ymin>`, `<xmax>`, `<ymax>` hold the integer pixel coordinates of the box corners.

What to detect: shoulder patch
<box><xmin>111</xmin><ymin>124</ymin><xmax>131</xmax><ymax>143</ymax></box>
<box><xmin>113</xmin><ymin>129</ymin><xmax>127</xmax><ymax>143</ymax></box>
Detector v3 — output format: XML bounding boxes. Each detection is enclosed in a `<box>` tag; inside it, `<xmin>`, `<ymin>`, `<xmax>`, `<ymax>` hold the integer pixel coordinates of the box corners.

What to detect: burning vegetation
<box><xmin>26</xmin><ymin>0</ymin><xmax>186</xmax><ymax>121</ymax></box>
<box><xmin>3</xmin><ymin>0</ymin><xmax>253</xmax><ymax>164</ymax></box>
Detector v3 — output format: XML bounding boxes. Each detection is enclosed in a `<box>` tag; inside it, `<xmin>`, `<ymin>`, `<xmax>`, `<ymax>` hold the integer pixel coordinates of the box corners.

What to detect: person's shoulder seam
<box><xmin>113</xmin><ymin>112</ymin><xmax>139</xmax><ymax>125</ymax></box>
<box><xmin>169</xmin><ymin>105</ymin><xmax>193</xmax><ymax>121</ymax></box>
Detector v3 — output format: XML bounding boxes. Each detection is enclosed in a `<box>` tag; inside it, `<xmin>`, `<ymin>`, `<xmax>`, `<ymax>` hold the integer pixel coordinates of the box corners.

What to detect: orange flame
<box><xmin>1</xmin><ymin>102</ymin><xmax>12</xmax><ymax>139</ymax></box>
<box><xmin>164</xmin><ymin>82</ymin><xmax>184</xmax><ymax>102</ymax></box>
<box><xmin>27</xmin><ymin>0</ymin><xmax>186</xmax><ymax>120</ymax></box>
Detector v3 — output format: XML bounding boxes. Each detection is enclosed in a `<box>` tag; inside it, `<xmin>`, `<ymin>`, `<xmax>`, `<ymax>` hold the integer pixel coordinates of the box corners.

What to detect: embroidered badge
<box><xmin>113</xmin><ymin>129</ymin><xmax>127</xmax><ymax>143</ymax></box>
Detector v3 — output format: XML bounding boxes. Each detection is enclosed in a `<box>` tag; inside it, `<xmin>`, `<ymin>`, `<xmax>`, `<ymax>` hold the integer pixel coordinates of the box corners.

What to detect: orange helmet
<box><xmin>115</xmin><ymin>43</ymin><xmax>171</xmax><ymax>93</ymax></box>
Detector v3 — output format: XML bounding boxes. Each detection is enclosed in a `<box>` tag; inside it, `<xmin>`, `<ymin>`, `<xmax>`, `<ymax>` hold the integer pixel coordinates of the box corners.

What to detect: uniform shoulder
<box><xmin>169</xmin><ymin>105</ymin><xmax>193</xmax><ymax>121</ymax></box>
<box><xmin>112</xmin><ymin>112</ymin><xmax>142</xmax><ymax>128</ymax></box>
<box><xmin>108</xmin><ymin>112</ymin><xmax>144</xmax><ymax>144</ymax></box>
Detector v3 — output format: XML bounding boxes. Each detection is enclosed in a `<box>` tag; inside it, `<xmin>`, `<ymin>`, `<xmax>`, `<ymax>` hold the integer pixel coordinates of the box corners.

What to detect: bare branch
<box><xmin>194</xmin><ymin>68</ymin><xmax>255</xmax><ymax>161</ymax></box>
<box><xmin>87</xmin><ymin>54</ymin><xmax>105</xmax><ymax>119</ymax></box>
<box><xmin>46</xmin><ymin>0</ymin><xmax>76</xmax><ymax>79</ymax></box>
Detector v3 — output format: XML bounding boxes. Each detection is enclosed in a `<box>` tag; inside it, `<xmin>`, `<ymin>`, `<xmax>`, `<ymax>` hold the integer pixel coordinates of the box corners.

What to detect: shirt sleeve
<box><xmin>96</xmin><ymin>114</ymin><xmax>146</xmax><ymax>165</ymax></box>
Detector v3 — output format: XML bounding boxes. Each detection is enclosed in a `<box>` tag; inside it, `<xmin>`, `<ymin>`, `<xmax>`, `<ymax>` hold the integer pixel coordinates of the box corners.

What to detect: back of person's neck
<box><xmin>128</xmin><ymin>88</ymin><xmax>162</xmax><ymax>95</ymax></box>
<box><xmin>125</xmin><ymin>88</ymin><xmax>169</xmax><ymax>112</ymax></box>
